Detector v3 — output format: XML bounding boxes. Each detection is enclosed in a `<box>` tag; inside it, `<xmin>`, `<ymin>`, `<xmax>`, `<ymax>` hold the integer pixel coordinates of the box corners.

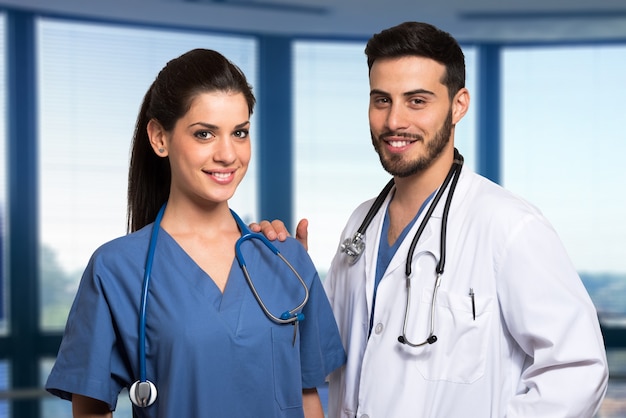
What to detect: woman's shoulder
<box><xmin>271</xmin><ymin>236</ymin><xmax>309</xmax><ymax>259</ymax></box>
<box><xmin>88</xmin><ymin>224</ymin><xmax>153</xmax><ymax>268</ymax></box>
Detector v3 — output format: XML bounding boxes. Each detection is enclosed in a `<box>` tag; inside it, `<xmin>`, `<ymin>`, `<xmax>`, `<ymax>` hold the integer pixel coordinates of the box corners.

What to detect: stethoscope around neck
<box><xmin>340</xmin><ymin>148</ymin><xmax>464</xmax><ymax>347</ymax></box>
<box><xmin>129</xmin><ymin>203</ymin><xmax>309</xmax><ymax>408</ymax></box>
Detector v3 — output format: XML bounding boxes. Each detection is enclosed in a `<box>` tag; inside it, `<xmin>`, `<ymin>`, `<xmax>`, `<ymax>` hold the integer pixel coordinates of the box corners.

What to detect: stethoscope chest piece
<box><xmin>341</xmin><ymin>232</ymin><xmax>365</xmax><ymax>265</ymax></box>
<box><xmin>129</xmin><ymin>379</ymin><xmax>157</xmax><ymax>407</ymax></box>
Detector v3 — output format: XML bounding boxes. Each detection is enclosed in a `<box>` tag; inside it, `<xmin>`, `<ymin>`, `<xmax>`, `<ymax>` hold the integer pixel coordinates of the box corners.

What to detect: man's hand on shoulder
<box><xmin>249</xmin><ymin>218</ymin><xmax>309</xmax><ymax>251</ymax></box>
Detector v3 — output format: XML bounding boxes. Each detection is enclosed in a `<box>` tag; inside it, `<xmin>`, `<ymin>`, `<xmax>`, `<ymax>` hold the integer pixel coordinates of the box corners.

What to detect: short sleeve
<box><xmin>286</xmin><ymin>240</ymin><xmax>346</xmax><ymax>388</ymax></box>
<box><xmin>45</xmin><ymin>254</ymin><xmax>129</xmax><ymax>410</ymax></box>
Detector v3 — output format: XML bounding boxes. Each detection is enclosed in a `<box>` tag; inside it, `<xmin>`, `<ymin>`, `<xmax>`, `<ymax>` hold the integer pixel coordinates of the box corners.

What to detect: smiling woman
<box><xmin>44</xmin><ymin>47</ymin><xmax>345</xmax><ymax>418</ymax></box>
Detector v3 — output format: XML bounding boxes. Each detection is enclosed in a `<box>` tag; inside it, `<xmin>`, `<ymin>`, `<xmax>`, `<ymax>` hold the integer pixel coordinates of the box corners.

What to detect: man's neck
<box><xmin>386</xmin><ymin>150</ymin><xmax>455</xmax><ymax>244</ymax></box>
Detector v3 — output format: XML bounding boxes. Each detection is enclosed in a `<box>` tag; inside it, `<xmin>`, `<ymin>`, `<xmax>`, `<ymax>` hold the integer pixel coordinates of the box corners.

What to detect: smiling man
<box><xmin>323</xmin><ymin>22</ymin><xmax>608</xmax><ymax>418</ymax></box>
<box><xmin>256</xmin><ymin>21</ymin><xmax>608</xmax><ymax>418</ymax></box>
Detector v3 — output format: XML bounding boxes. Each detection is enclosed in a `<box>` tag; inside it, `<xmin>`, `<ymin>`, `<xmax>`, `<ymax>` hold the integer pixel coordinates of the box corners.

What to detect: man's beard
<box><xmin>371</xmin><ymin>110</ymin><xmax>453</xmax><ymax>178</ymax></box>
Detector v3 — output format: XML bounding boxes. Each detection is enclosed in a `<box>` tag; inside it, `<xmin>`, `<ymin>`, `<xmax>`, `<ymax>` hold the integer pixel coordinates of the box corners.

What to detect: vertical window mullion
<box><xmin>6</xmin><ymin>9</ymin><xmax>41</xmax><ymax>418</ymax></box>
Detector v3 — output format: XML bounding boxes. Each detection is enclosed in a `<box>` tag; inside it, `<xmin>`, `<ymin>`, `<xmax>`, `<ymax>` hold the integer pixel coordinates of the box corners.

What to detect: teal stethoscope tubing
<box><xmin>231</xmin><ymin>210</ymin><xmax>309</xmax><ymax>324</ymax></box>
<box><xmin>131</xmin><ymin>203</ymin><xmax>309</xmax><ymax>408</ymax></box>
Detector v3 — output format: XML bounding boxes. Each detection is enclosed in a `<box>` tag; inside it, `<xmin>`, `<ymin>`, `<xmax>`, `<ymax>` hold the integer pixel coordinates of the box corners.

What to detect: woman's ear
<box><xmin>147</xmin><ymin>119</ymin><xmax>169</xmax><ymax>157</ymax></box>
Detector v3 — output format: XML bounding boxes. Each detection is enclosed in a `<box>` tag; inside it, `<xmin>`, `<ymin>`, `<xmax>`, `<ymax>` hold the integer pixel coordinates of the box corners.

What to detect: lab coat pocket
<box><xmin>413</xmin><ymin>288</ymin><xmax>492</xmax><ymax>383</ymax></box>
<box><xmin>271</xmin><ymin>326</ymin><xmax>303</xmax><ymax>410</ymax></box>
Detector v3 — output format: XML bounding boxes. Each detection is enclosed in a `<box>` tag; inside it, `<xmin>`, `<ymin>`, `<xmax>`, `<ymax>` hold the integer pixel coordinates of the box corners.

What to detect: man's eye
<box><xmin>372</xmin><ymin>97</ymin><xmax>390</xmax><ymax>106</ymax></box>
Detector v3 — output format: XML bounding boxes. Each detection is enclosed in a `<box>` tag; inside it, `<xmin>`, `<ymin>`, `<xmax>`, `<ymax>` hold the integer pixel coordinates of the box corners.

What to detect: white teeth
<box><xmin>212</xmin><ymin>172</ymin><xmax>231</xmax><ymax>179</ymax></box>
<box><xmin>389</xmin><ymin>140</ymin><xmax>410</xmax><ymax>148</ymax></box>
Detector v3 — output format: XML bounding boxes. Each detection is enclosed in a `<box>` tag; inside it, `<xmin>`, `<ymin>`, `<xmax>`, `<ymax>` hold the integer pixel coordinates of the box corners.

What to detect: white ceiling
<box><xmin>2</xmin><ymin>0</ymin><xmax>626</xmax><ymax>43</ymax></box>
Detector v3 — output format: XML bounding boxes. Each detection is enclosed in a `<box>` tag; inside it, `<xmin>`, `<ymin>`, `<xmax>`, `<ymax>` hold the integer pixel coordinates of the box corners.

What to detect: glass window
<box><xmin>293</xmin><ymin>41</ymin><xmax>476</xmax><ymax>276</ymax></box>
<box><xmin>37</xmin><ymin>19</ymin><xmax>258</xmax><ymax>330</ymax></box>
<box><xmin>502</xmin><ymin>45</ymin><xmax>626</xmax><ymax>416</ymax></box>
<box><xmin>502</xmin><ymin>45</ymin><xmax>626</xmax><ymax>315</ymax></box>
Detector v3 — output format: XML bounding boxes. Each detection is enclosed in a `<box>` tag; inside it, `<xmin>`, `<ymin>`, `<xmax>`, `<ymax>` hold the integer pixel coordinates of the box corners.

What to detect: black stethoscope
<box><xmin>129</xmin><ymin>203</ymin><xmax>309</xmax><ymax>408</ymax></box>
<box><xmin>340</xmin><ymin>148</ymin><xmax>463</xmax><ymax>347</ymax></box>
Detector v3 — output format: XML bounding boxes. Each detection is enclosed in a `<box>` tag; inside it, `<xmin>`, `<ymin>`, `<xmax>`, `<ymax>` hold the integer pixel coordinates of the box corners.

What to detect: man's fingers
<box><xmin>249</xmin><ymin>219</ymin><xmax>305</xmax><ymax>245</ymax></box>
<box><xmin>249</xmin><ymin>219</ymin><xmax>291</xmax><ymax>241</ymax></box>
<box><xmin>295</xmin><ymin>219</ymin><xmax>309</xmax><ymax>251</ymax></box>
<box><xmin>269</xmin><ymin>219</ymin><xmax>289</xmax><ymax>241</ymax></box>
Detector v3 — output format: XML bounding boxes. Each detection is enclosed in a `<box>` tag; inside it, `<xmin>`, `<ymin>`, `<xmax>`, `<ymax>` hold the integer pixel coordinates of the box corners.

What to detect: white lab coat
<box><xmin>324</xmin><ymin>168</ymin><xmax>608</xmax><ymax>418</ymax></box>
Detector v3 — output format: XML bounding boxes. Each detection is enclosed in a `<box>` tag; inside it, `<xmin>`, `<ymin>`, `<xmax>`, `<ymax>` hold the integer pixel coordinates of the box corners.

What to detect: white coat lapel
<box><xmin>362</xmin><ymin>188</ymin><xmax>393</xmax><ymax>316</ymax></box>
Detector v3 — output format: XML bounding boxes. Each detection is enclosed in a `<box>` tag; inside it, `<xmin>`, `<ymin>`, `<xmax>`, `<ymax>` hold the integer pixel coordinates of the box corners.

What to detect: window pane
<box><xmin>502</xmin><ymin>45</ymin><xmax>626</xmax><ymax>415</ymax></box>
<box><xmin>502</xmin><ymin>45</ymin><xmax>626</xmax><ymax>313</ymax></box>
<box><xmin>293</xmin><ymin>41</ymin><xmax>476</xmax><ymax>276</ymax></box>
<box><xmin>37</xmin><ymin>19</ymin><xmax>258</xmax><ymax>330</ymax></box>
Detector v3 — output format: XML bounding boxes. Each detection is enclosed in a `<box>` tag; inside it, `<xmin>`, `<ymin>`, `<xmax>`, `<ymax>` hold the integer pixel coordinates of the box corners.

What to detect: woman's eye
<box><xmin>194</xmin><ymin>131</ymin><xmax>213</xmax><ymax>140</ymax></box>
<box><xmin>234</xmin><ymin>130</ymin><xmax>249</xmax><ymax>139</ymax></box>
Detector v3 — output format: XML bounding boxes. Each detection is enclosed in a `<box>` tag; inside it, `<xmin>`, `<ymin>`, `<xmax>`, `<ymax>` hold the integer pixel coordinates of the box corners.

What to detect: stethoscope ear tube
<box><xmin>398</xmin><ymin>272</ymin><xmax>442</xmax><ymax>347</ymax></box>
<box><xmin>398</xmin><ymin>151</ymin><xmax>463</xmax><ymax>347</ymax></box>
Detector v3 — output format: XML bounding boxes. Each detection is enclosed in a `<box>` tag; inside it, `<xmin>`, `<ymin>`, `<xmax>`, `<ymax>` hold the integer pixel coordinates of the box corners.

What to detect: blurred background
<box><xmin>0</xmin><ymin>0</ymin><xmax>625</xmax><ymax>416</ymax></box>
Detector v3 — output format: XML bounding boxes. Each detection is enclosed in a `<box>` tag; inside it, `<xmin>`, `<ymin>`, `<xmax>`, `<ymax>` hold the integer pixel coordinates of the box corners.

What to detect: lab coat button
<box><xmin>374</xmin><ymin>323</ymin><xmax>383</xmax><ymax>334</ymax></box>
<box><xmin>360</xmin><ymin>415</ymin><xmax>369</xmax><ymax>418</ymax></box>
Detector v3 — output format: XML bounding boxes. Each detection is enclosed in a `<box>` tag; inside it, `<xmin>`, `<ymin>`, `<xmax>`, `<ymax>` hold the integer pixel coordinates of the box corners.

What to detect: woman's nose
<box><xmin>213</xmin><ymin>137</ymin><xmax>236</xmax><ymax>164</ymax></box>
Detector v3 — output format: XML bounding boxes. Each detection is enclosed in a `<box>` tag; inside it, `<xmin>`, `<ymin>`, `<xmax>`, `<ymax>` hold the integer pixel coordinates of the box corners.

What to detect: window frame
<box><xmin>0</xmin><ymin>7</ymin><xmax>624</xmax><ymax>418</ymax></box>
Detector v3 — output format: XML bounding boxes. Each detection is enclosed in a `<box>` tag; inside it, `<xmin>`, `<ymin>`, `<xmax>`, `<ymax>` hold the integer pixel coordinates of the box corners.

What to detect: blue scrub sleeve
<box><xmin>287</xmin><ymin>240</ymin><xmax>346</xmax><ymax>388</ymax></box>
<box><xmin>45</xmin><ymin>254</ymin><xmax>129</xmax><ymax>410</ymax></box>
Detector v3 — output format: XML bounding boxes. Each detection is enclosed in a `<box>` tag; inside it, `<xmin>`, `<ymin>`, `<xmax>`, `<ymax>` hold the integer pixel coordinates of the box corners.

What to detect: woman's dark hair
<box><xmin>127</xmin><ymin>49</ymin><xmax>255</xmax><ymax>232</ymax></box>
<box><xmin>365</xmin><ymin>21</ymin><xmax>465</xmax><ymax>100</ymax></box>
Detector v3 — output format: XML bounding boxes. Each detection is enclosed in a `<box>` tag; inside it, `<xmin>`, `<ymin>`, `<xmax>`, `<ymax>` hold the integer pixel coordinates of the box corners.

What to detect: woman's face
<box><xmin>157</xmin><ymin>91</ymin><xmax>251</xmax><ymax>207</ymax></box>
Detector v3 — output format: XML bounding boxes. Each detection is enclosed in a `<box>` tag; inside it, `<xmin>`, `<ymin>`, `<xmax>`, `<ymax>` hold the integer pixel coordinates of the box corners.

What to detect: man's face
<box><xmin>368</xmin><ymin>56</ymin><xmax>458</xmax><ymax>178</ymax></box>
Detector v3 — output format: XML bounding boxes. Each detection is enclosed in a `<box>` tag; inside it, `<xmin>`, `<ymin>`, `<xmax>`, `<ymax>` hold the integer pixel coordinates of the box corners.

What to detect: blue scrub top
<box><xmin>46</xmin><ymin>219</ymin><xmax>346</xmax><ymax>418</ymax></box>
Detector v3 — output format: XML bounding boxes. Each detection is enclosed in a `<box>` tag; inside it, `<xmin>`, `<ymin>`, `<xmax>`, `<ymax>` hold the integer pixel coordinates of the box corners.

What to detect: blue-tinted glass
<box><xmin>502</xmin><ymin>45</ymin><xmax>626</xmax><ymax>416</ymax></box>
<box><xmin>293</xmin><ymin>41</ymin><xmax>476</xmax><ymax>275</ymax></box>
<box><xmin>502</xmin><ymin>45</ymin><xmax>626</xmax><ymax>311</ymax></box>
<box><xmin>37</xmin><ymin>18</ymin><xmax>258</xmax><ymax>330</ymax></box>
